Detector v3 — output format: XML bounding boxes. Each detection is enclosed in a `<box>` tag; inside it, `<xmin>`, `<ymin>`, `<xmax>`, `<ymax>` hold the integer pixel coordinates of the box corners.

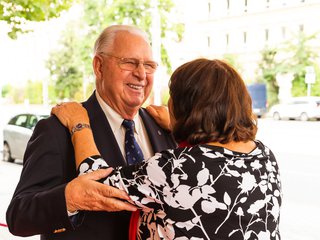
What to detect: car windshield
<box><xmin>39</xmin><ymin>115</ymin><xmax>49</xmax><ymax>120</ymax></box>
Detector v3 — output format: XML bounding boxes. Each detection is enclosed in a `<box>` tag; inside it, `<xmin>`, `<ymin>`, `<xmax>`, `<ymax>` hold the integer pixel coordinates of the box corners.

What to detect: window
<box><xmin>226</xmin><ymin>0</ymin><xmax>230</xmax><ymax>10</ymax></box>
<box><xmin>281</xmin><ymin>26</ymin><xmax>286</xmax><ymax>39</ymax></box>
<box><xmin>299</xmin><ymin>24</ymin><xmax>304</xmax><ymax>32</ymax></box>
<box><xmin>243</xmin><ymin>32</ymin><xmax>247</xmax><ymax>44</ymax></box>
<box><xmin>244</xmin><ymin>0</ymin><xmax>248</xmax><ymax>12</ymax></box>
<box><xmin>226</xmin><ymin>34</ymin><xmax>229</xmax><ymax>47</ymax></box>
<box><xmin>207</xmin><ymin>36</ymin><xmax>211</xmax><ymax>48</ymax></box>
<box><xmin>265</xmin><ymin>29</ymin><xmax>269</xmax><ymax>41</ymax></box>
<box><xmin>13</xmin><ymin>115</ymin><xmax>28</xmax><ymax>127</ymax></box>
<box><xmin>27</xmin><ymin>115</ymin><xmax>38</xmax><ymax>129</ymax></box>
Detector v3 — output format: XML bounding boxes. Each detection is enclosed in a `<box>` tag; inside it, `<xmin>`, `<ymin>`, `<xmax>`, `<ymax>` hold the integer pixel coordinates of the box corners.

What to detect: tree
<box><xmin>281</xmin><ymin>32</ymin><xmax>320</xmax><ymax>96</ymax></box>
<box><xmin>46</xmin><ymin>21</ymin><xmax>83</xmax><ymax>101</ymax></box>
<box><xmin>0</xmin><ymin>0</ymin><xmax>74</xmax><ymax>39</ymax></box>
<box><xmin>257</xmin><ymin>32</ymin><xmax>320</xmax><ymax>107</ymax></box>
<box><xmin>1</xmin><ymin>83</ymin><xmax>11</xmax><ymax>97</ymax></box>
<box><xmin>257</xmin><ymin>47</ymin><xmax>282</xmax><ymax>107</ymax></box>
<box><xmin>26</xmin><ymin>80</ymin><xmax>43</xmax><ymax>104</ymax></box>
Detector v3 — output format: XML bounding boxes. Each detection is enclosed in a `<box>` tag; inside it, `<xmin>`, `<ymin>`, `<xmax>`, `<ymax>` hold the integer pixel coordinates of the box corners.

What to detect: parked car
<box><xmin>269</xmin><ymin>97</ymin><xmax>320</xmax><ymax>121</ymax></box>
<box><xmin>3</xmin><ymin>112</ymin><xmax>49</xmax><ymax>162</ymax></box>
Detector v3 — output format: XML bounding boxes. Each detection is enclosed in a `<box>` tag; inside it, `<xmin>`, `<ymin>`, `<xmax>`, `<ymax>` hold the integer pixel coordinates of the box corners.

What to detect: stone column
<box><xmin>276</xmin><ymin>73</ymin><xmax>294</xmax><ymax>103</ymax></box>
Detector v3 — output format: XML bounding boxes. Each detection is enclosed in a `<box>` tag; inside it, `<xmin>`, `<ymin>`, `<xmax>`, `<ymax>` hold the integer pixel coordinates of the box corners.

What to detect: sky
<box><xmin>0</xmin><ymin>5</ymin><xmax>82</xmax><ymax>87</ymax></box>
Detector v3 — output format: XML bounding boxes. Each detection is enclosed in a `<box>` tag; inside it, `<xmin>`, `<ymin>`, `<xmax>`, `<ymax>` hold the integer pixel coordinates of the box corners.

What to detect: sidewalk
<box><xmin>0</xmin><ymin>161</ymin><xmax>39</xmax><ymax>240</ymax></box>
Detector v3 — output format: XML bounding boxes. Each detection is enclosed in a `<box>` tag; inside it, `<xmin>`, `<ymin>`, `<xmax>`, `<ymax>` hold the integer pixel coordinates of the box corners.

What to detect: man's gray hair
<box><xmin>93</xmin><ymin>25</ymin><xmax>150</xmax><ymax>55</ymax></box>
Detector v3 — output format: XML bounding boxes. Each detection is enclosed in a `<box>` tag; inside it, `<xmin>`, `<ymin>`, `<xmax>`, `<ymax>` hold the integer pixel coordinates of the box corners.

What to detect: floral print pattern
<box><xmin>79</xmin><ymin>141</ymin><xmax>281</xmax><ymax>240</ymax></box>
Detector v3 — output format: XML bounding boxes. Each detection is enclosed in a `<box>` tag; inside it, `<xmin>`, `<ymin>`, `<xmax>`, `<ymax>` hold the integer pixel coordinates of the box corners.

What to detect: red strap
<box><xmin>0</xmin><ymin>223</ymin><xmax>8</xmax><ymax>227</ymax></box>
<box><xmin>128</xmin><ymin>210</ymin><xmax>140</xmax><ymax>240</ymax></box>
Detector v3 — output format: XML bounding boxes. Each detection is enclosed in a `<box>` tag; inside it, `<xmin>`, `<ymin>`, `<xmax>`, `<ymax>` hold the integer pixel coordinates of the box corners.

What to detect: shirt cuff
<box><xmin>67</xmin><ymin>210</ymin><xmax>79</xmax><ymax>217</ymax></box>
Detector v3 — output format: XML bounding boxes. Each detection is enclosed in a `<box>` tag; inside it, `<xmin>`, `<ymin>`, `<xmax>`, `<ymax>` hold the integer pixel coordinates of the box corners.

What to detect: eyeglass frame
<box><xmin>98</xmin><ymin>52</ymin><xmax>158</xmax><ymax>74</ymax></box>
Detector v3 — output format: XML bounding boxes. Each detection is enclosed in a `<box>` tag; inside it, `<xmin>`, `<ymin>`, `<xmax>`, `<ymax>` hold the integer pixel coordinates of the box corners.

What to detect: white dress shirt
<box><xmin>95</xmin><ymin>91</ymin><xmax>154</xmax><ymax>161</ymax></box>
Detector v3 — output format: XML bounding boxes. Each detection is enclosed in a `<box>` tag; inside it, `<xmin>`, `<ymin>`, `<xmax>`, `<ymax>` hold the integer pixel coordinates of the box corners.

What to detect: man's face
<box><xmin>94</xmin><ymin>32</ymin><xmax>155</xmax><ymax>118</ymax></box>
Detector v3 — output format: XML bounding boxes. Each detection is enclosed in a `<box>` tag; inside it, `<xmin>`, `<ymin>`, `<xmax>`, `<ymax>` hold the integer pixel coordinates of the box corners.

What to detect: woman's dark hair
<box><xmin>169</xmin><ymin>58</ymin><xmax>257</xmax><ymax>145</ymax></box>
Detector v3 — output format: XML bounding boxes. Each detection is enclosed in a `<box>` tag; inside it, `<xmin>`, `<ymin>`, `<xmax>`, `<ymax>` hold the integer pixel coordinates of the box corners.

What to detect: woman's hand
<box><xmin>51</xmin><ymin>102</ymin><xmax>89</xmax><ymax>132</ymax></box>
<box><xmin>52</xmin><ymin>102</ymin><xmax>100</xmax><ymax>167</ymax></box>
<box><xmin>146</xmin><ymin>105</ymin><xmax>171</xmax><ymax>131</ymax></box>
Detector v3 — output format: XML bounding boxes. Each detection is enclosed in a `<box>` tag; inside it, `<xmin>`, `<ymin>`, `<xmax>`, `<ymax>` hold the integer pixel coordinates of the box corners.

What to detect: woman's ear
<box><xmin>93</xmin><ymin>55</ymin><xmax>103</xmax><ymax>80</ymax></box>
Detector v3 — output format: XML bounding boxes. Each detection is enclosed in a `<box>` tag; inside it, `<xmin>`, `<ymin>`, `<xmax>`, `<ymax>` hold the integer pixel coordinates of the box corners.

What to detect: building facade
<box><xmin>170</xmin><ymin>0</ymin><xmax>320</xmax><ymax>83</ymax></box>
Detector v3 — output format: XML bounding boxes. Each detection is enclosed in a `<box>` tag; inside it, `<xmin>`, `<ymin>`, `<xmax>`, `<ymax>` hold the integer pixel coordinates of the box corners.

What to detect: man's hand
<box><xmin>65</xmin><ymin>168</ymin><xmax>137</xmax><ymax>212</ymax></box>
<box><xmin>146</xmin><ymin>105</ymin><xmax>171</xmax><ymax>131</ymax></box>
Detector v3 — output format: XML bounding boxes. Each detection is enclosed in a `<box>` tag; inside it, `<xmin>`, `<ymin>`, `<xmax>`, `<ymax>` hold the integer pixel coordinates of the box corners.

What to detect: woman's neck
<box><xmin>207</xmin><ymin>140</ymin><xmax>256</xmax><ymax>154</ymax></box>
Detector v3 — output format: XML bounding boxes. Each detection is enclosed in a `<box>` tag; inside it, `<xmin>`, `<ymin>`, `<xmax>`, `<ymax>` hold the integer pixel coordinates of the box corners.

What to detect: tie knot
<box><xmin>122</xmin><ymin>119</ymin><xmax>135</xmax><ymax>131</ymax></box>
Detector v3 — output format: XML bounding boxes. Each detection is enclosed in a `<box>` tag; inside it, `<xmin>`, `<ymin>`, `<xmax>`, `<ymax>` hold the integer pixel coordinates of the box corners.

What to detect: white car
<box><xmin>269</xmin><ymin>97</ymin><xmax>320</xmax><ymax>121</ymax></box>
<box><xmin>3</xmin><ymin>113</ymin><xmax>49</xmax><ymax>162</ymax></box>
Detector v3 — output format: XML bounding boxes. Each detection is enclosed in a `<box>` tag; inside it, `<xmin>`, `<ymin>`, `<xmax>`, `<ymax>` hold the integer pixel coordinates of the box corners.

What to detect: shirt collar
<box><xmin>95</xmin><ymin>91</ymin><xmax>141</xmax><ymax>134</ymax></box>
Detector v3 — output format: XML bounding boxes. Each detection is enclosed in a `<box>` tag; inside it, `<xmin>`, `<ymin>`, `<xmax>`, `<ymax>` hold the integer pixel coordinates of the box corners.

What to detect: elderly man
<box><xmin>6</xmin><ymin>25</ymin><xmax>176</xmax><ymax>240</ymax></box>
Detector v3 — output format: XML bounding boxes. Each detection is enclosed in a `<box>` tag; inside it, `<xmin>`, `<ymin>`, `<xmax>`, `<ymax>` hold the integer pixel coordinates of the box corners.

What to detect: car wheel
<box><xmin>273</xmin><ymin>112</ymin><xmax>281</xmax><ymax>120</ymax></box>
<box><xmin>300</xmin><ymin>112</ymin><xmax>308</xmax><ymax>121</ymax></box>
<box><xmin>3</xmin><ymin>142</ymin><xmax>14</xmax><ymax>163</ymax></box>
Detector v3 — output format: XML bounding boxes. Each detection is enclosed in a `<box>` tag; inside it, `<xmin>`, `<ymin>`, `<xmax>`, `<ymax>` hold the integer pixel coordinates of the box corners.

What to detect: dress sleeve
<box><xmin>78</xmin><ymin>152</ymin><xmax>173</xmax><ymax>212</ymax></box>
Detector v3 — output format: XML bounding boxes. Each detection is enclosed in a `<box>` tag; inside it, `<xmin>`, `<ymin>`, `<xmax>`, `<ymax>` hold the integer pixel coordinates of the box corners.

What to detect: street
<box><xmin>0</xmin><ymin>118</ymin><xmax>320</xmax><ymax>239</ymax></box>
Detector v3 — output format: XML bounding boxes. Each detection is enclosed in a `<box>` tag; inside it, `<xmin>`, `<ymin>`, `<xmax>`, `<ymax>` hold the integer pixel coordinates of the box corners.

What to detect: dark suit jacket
<box><xmin>6</xmin><ymin>92</ymin><xmax>177</xmax><ymax>240</ymax></box>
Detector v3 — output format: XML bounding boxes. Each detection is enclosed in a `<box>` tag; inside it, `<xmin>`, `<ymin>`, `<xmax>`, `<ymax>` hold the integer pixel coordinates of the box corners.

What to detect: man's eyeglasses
<box><xmin>99</xmin><ymin>53</ymin><xmax>158</xmax><ymax>74</ymax></box>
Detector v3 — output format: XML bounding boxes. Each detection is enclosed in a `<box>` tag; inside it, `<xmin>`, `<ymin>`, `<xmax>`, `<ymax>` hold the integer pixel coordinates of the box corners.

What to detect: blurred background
<box><xmin>1</xmin><ymin>0</ymin><xmax>320</xmax><ymax>239</ymax></box>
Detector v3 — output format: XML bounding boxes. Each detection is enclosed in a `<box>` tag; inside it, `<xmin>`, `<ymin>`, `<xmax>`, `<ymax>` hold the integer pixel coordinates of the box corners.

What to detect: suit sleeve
<box><xmin>6</xmin><ymin>117</ymin><xmax>76</xmax><ymax>237</ymax></box>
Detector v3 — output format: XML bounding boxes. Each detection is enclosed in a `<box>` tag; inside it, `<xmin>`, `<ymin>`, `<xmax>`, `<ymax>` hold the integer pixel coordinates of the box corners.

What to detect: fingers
<box><xmin>85</xmin><ymin>169</ymin><xmax>131</xmax><ymax>201</ymax></box>
<box><xmin>146</xmin><ymin>105</ymin><xmax>161</xmax><ymax>118</ymax></box>
<box><xmin>100</xmin><ymin>182</ymin><xmax>130</xmax><ymax>201</ymax></box>
<box><xmin>85</xmin><ymin>168</ymin><xmax>114</xmax><ymax>181</ymax></box>
<box><xmin>65</xmin><ymin>170</ymin><xmax>137</xmax><ymax>213</ymax></box>
<box><xmin>100</xmin><ymin>197</ymin><xmax>137</xmax><ymax>212</ymax></box>
<box><xmin>146</xmin><ymin>105</ymin><xmax>171</xmax><ymax>131</ymax></box>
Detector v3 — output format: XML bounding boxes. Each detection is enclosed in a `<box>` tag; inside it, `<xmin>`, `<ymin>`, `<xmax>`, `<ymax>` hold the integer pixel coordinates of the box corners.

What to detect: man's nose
<box><xmin>133</xmin><ymin>63</ymin><xmax>147</xmax><ymax>80</ymax></box>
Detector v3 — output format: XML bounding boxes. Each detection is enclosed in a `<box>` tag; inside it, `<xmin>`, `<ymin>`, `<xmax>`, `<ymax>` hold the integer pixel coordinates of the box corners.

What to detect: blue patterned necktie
<box><xmin>122</xmin><ymin>119</ymin><xmax>144</xmax><ymax>165</ymax></box>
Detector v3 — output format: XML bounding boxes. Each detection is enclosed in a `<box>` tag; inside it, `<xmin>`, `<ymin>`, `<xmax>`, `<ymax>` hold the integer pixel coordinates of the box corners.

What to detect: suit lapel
<box><xmin>82</xmin><ymin>93</ymin><xmax>127</xmax><ymax>167</ymax></box>
<box><xmin>139</xmin><ymin>108</ymin><xmax>177</xmax><ymax>153</ymax></box>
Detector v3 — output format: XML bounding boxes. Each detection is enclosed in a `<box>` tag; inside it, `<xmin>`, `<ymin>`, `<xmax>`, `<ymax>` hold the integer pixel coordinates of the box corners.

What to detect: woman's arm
<box><xmin>51</xmin><ymin>102</ymin><xmax>100</xmax><ymax>168</ymax></box>
<box><xmin>51</xmin><ymin>102</ymin><xmax>172</xmax><ymax>211</ymax></box>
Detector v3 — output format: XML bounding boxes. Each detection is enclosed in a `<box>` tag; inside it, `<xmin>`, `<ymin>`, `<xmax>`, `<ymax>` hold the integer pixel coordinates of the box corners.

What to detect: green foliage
<box><xmin>257</xmin><ymin>32</ymin><xmax>320</xmax><ymax>107</ymax></box>
<box><xmin>0</xmin><ymin>0</ymin><xmax>74</xmax><ymax>39</ymax></box>
<box><xmin>26</xmin><ymin>80</ymin><xmax>43</xmax><ymax>104</ymax></box>
<box><xmin>10</xmin><ymin>86</ymin><xmax>25</xmax><ymax>104</ymax></box>
<box><xmin>1</xmin><ymin>84</ymin><xmax>11</xmax><ymax>97</ymax></box>
<box><xmin>281</xmin><ymin>32</ymin><xmax>319</xmax><ymax>97</ymax></box>
<box><xmin>311</xmin><ymin>65</ymin><xmax>320</xmax><ymax>96</ymax></box>
<box><xmin>257</xmin><ymin>48</ymin><xmax>281</xmax><ymax>107</ymax></box>
<box><xmin>222</xmin><ymin>54</ymin><xmax>242</xmax><ymax>73</ymax></box>
<box><xmin>46</xmin><ymin>21</ymin><xmax>83</xmax><ymax>101</ymax></box>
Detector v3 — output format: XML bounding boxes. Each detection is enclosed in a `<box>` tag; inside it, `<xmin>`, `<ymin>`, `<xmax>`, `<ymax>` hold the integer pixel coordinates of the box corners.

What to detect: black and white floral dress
<box><xmin>79</xmin><ymin>140</ymin><xmax>282</xmax><ymax>240</ymax></box>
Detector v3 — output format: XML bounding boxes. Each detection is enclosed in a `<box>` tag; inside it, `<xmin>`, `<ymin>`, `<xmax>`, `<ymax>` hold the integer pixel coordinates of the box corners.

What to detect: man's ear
<box><xmin>93</xmin><ymin>55</ymin><xmax>103</xmax><ymax>80</ymax></box>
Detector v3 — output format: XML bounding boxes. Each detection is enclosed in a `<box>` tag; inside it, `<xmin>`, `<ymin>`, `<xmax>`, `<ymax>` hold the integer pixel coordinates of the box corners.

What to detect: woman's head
<box><xmin>169</xmin><ymin>58</ymin><xmax>257</xmax><ymax>145</ymax></box>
